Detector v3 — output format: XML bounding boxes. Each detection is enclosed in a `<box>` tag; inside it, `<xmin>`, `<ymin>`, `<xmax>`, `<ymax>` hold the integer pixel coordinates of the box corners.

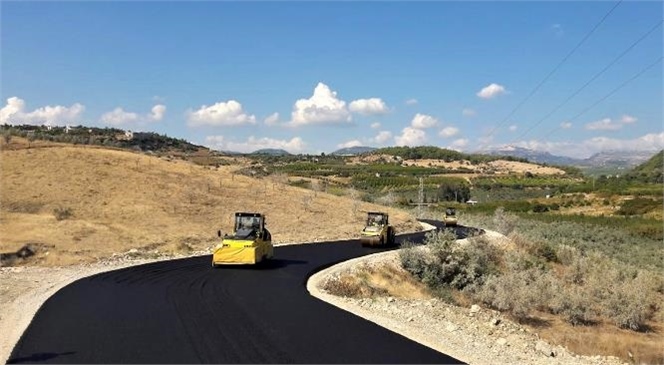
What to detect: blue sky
<box><xmin>1</xmin><ymin>1</ymin><xmax>662</xmax><ymax>157</ymax></box>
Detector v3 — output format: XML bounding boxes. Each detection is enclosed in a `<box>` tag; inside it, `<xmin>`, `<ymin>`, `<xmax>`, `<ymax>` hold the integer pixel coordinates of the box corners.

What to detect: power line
<box><xmin>512</xmin><ymin>20</ymin><xmax>663</xmax><ymax>143</ymax></box>
<box><xmin>480</xmin><ymin>0</ymin><xmax>623</xmax><ymax>147</ymax></box>
<box><xmin>535</xmin><ymin>56</ymin><xmax>663</xmax><ymax>140</ymax></box>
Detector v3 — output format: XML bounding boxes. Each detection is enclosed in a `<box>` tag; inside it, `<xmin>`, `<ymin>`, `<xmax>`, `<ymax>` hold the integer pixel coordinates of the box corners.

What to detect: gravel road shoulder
<box><xmin>306</xmin><ymin>226</ymin><xmax>627</xmax><ymax>365</ymax></box>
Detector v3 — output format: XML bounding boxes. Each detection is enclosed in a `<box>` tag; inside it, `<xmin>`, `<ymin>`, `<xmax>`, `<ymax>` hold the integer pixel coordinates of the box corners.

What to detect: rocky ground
<box><xmin>307</xmin><ymin>230</ymin><xmax>629</xmax><ymax>365</ymax></box>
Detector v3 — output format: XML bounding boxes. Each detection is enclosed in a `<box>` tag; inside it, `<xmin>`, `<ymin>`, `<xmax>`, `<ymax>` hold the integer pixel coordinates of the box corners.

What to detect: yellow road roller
<box><xmin>360</xmin><ymin>212</ymin><xmax>395</xmax><ymax>247</ymax></box>
<box><xmin>212</xmin><ymin>212</ymin><xmax>273</xmax><ymax>267</ymax></box>
<box><xmin>444</xmin><ymin>207</ymin><xmax>458</xmax><ymax>227</ymax></box>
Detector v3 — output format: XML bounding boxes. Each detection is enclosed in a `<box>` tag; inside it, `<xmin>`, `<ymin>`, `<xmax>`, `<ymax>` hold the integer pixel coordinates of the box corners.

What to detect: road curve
<box><xmin>9</xmin><ymin>221</ymin><xmax>478</xmax><ymax>364</ymax></box>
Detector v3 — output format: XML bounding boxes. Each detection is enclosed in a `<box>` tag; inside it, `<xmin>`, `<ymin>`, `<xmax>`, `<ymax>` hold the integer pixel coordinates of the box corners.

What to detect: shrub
<box><xmin>550</xmin><ymin>286</ymin><xmax>595</xmax><ymax>326</ymax></box>
<box><xmin>472</xmin><ymin>269</ymin><xmax>549</xmax><ymax>320</ymax></box>
<box><xmin>536</xmin><ymin>243</ymin><xmax>558</xmax><ymax>263</ymax></box>
<box><xmin>532</xmin><ymin>204</ymin><xmax>549</xmax><ymax>213</ymax></box>
<box><xmin>493</xmin><ymin>207</ymin><xmax>517</xmax><ymax>235</ymax></box>
<box><xmin>53</xmin><ymin>206</ymin><xmax>73</xmax><ymax>221</ymax></box>
<box><xmin>400</xmin><ymin>231</ymin><xmax>502</xmax><ymax>295</ymax></box>
<box><xmin>617</xmin><ymin>198</ymin><xmax>661</xmax><ymax>216</ymax></box>
<box><xmin>399</xmin><ymin>242</ymin><xmax>429</xmax><ymax>280</ymax></box>
<box><xmin>555</xmin><ymin>244</ymin><xmax>579</xmax><ymax>266</ymax></box>
<box><xmin>603</xmin><ymin>280</ymin><xmax>652</xmax><ymax>331</ymax></box>
<box><xmin>321</xmin><ymin>274</ymin><xmax>386</xmax><ymax>298</ymax></box>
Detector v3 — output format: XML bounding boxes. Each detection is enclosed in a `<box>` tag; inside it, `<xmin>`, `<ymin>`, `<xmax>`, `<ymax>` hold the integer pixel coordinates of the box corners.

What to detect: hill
<box><xmin>251</xmin><ymin>148</ymin><xmax>291</xmax><ymax>156</ymax></box>
<box><xmin>484</xmin><ymin>146</ymin><xmax>579</xmax><ymax>165</ymax></box>
<box><xmin>0</xmin><ymin>137</ymin><xmax>420</xmax><ymax>266</ymax></box>
<box><xmin>1</xmin><ymin>124</ymin><xmax>205</xmax><ymax>154</ymax></box>
<box><xmin>583</xmin><ymin>150</ymin><xmax>657</xmax><ymax>169</ymax></box>
<box><xmin>331</xmin><ymin>146</ymin><xmax>377</xmax><ymax>156</ymax></box>
<box><xmin>485</xmin><ymin>146</ymin><xmax>656</xmax><ymax>172</ymax></box>
<box><xmin>625</xmin><ymin>150</ymin><xmax>663</xmax><ymax>183</ymax></box>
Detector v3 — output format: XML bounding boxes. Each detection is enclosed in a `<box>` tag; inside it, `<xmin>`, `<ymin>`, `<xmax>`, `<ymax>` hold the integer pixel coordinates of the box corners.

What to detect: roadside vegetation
<box><xmin>397</xmin><ymin>208</ymin><xmax>663</xmax><ymax>364</ymax></box>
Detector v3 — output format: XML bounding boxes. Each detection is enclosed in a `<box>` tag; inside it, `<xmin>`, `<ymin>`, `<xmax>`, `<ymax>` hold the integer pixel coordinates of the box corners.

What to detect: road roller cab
<box><xmin>212</xmin><ymin>212</ymin><xmax>273</xmax><ymax>266</ymax></box>
<box><xmin>360</xmin><ymin>212</ymin><xmax>396</xmax><ymax>247</ymax></box>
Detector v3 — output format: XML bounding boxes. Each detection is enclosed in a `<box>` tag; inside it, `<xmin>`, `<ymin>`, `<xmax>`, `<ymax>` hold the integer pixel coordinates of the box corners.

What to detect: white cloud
<box><xmin>449</xmin><ymin>138</ymin><xmax>469</xmax><ymax>151</ymax></box>
<box><xmin>349</xmin><ymin>98</ymin><xmax>389</xmax><ymax>115</ymax></box>
<box><xmin>289</xmin><ymin>82</ymin><xmax>351</xmax><ymax>126</ymax></box>
<box><xmin>509</xmin><ymin>132</ymin><xmax>664</xmax><ymax>159</ymax></box>
<box><xmin>583</xmin><ymin>133</ymin><xmax>664</xmax><ymax>154</ymax></box>
<box><xmin>205</xmin><ymin>135</ymin><xmax>306</xmax><ymax>154</ymax></box>
<box><xmin>264</xmin><ymin>112</ymin><xmax>280</xmax><ymax>126</ymax></box>
<box><xmin>187</xmin><ymin>100</ymin><xmax>256</xmax><ymax>127</ymax></box>
<box><xmin>0</xmin><ymin>97</ymin><xmax>84</xmax><ymax>125</ymax></box>
<box><xmin>337</xmin><ymin>140</ymin><xmax>363</xmax><ymax>148</ymax></box>
<box><xmin>621</xmin><ymin>114</ymin><xmax>637</xmax><ymax>124</ymax></box>
<box><xmin>583</xmin><ymin>115</ymin><xmax>637</xmax><ymax>132</ymax></box>
<box><xmin>100</xmin><ymin>104</ymin><xmax>166</xmax><ymax>125</ymax></box>
<box><xmin>560</xmin><ymin>121</ymin><xmax>572</xmax><ymax>129</ymax></box>
<box><xmin>336</xmin><ymin>130</ymin><xmax>394</xmax><ymax>148</ymax></box>
<box><xmin>395</xmin><ymin>127</ymin><xmax>427</xmax><ymax>146</ymax></box>
<box><xmin>477</xmin><ymin>83</ymin><xmax>507</xmax><ymax>99</ymax></box>
<box><xmin>405</xmin><ymin>98</ymin><xmax>418</xmax><ymax>105</ymax></box>
<box><xmin>585</xmin><ymin>118</ymin><xmax>623</xmax><ymax>131</ymax></box>
<box><xmin>372</xmin><ymin>130</ymin><xmax>393</xmax><ymax>144</ymax></box>
<box><xmin>439</xmin><ymin>126</ymin><xmax>459</xmax><ymax>138</ymax></box>
<box><xmin>411</xmin><ymin>113</ymin><xmax>438</xmax><ymax>129</ymax></box>
<box><xmin>0</xmin><ymin>97</ymin><xmax>26</xmax><ymax>124</ymax></box>
<box><xmin>478</xmin><ymin>135</ymin><xmax>494</xmax><ymax>146</ymax></box>
<box><xmin>150</xmin><ymin>104</ymin><xmax>166</xmax><ymax>121</ymax></box>
<box><xmin>509</xmin><ymin>125</ymin><xmax>517</xmax><ymax>132</ymax></box>
<box><xmin>462</xmin><ymin>108</ymin><xmax>476</xmax><ymax>117</ymax></box>
<box><xmin>370</xmin><ymin>122</ymin><xmax>381</xmax><ymax>129</ymax></box>
<box><xmin>100</xmin><ymin>108</ymin><xmax>139</xmax><ymax>125</ymax></box>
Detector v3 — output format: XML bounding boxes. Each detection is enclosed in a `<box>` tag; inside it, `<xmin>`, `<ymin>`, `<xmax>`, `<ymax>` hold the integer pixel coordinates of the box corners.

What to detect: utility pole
<box><xmin>418</xmin><ymin>177</ymin><xmax>424</xmax><ymax>219</ymax></box>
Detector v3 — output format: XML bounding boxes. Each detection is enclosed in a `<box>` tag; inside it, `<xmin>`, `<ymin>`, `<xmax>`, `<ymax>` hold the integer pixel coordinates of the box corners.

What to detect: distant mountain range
<box><xmin>484</xmin><ymin>146</ymin><xmax>657</xmax><ymax>168</ymax></box>
<box><xmin>582</xmin><ymin>150</ymin><xmax>659</xmax><ymax>168</ymax></box>
<box><xmin>331</xmin><ymin>146</ymin><xmax>377</xmax><ymax>156</ymax></box>
<box><xmin>485</xmin><ymin>146</ymin><xmax>578</xmax><ymax>165</ymax></box>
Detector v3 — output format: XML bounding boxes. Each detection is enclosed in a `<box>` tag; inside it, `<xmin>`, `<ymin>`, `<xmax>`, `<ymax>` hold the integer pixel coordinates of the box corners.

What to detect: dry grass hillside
<box><xmin>0</xmin><ymin>139</ymin><xmax>420</xmax><ymax>266</ymax></box>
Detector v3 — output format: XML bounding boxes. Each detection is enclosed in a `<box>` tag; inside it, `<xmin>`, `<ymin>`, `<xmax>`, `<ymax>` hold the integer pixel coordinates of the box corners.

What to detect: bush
<box><xmin>532</xmin><ymin>204</ymin><xmax>549</xmax><ymax>213</ymax></box>
<box><xmin>322</xmin><ymin>273</ymin><xmax>387</xmax><ymax>298</ymax></box>
<box><xmin>617</xmin><ymin>198</ymin><xmax>661</xmax><ymax>216</ymax></box>
<box><xmin>536</xmin><ymin>243</ymin><xmax>558</xmax><ymax>263</ymax></box>
<box><xmin>400</xmin><ymin>231</ymin><xmax>502</xmax><ymax>295</ymax></box>
<box><xmin>471</xmin><ymin>269</ymin><xmax>551</xmax><ymax>320</ymax></box>
<box><xmin>53</xmin><ymin>206</ymin><xmax>73</xmax><ymax>220</ymax></box>
<box><xmin>604</xmin><ymin>281</ymin><xmax>652</xmax><ymax>331</ymax></box>
<box><xmin>493</xmin><ymin>207</ymin><xmax>517</xmax><ymax>235</ymax></box>
<box><xmin>555</xmin><ymin>244</ymin><xmax>579</xmax><ymax>266</ymax></box>
<box><xmin>399</xmin><ymin>242</ymin><xmax>429</xmax><ymax>280</ymax></box>
<box><xmin>550</xmin><ymin>286</ymin><xmax>595</xmax><ymax>326</ymax></box>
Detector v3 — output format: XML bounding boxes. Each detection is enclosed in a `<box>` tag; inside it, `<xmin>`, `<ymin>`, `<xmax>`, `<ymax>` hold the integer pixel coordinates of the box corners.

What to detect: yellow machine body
<box><xmin>444</xmin><ymin>207</ymin><xmax>458</xmax><ymax>227</ymax></box>
<box><xmin>360</xmin><ymin>212</ymin><xmax>395</xmax><ymax>247</ymax></box>
<box><xmin>212</xmin><ymin>212</ymin><xmax>273</xmax><ymax>266</ymax></box>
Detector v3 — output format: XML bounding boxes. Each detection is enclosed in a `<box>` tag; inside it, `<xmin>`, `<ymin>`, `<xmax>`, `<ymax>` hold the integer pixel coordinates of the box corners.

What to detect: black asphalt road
<box><xmin>9</xmin><ymin>221</ymin><xmax>480</xmax><ymax>364</ymax></box>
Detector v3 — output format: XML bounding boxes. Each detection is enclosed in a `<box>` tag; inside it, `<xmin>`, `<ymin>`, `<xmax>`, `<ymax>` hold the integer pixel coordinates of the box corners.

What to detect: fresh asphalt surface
<box><xmin>9</xmin><ymin>220</ymin><xmax>481</xmax><ymax>364</ymax></box>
